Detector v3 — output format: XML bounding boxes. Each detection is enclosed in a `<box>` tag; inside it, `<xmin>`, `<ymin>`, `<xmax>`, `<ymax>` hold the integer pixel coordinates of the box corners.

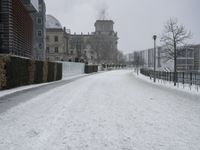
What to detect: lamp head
<box><xmin>153</xmin><ymin>35</ymin><xmax>157</xmax><ymax>40</ymax></box>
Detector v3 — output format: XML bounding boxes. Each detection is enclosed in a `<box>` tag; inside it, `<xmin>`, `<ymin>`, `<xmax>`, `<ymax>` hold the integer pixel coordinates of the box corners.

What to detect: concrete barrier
<box><xmin>62</xmin><ymin>62</ymin><xmax>85</xmax><ymax>78</ymax></box>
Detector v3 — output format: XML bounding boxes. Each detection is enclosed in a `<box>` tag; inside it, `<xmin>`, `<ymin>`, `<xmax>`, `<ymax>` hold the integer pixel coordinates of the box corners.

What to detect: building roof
<box><xmin>21</xmin><ymin>0</ymin><xmax>39</xmax><ymax>12</ymax></box>
<box><xmin>95</xmin><ymin>20</ymin><xmax>114</xmax><ymax>25</ymax></box>
<box><xmin>46</xmin><ymin>15</ymin><xmax>62</xmax><ymax>29</ymax></box>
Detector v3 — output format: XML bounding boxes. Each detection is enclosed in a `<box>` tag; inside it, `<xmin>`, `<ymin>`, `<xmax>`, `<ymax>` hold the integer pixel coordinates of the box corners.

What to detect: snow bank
<box><xmin>133</xmin><ymin>71</ymin><xmax>200</xmax><ymax>96</ymax></box>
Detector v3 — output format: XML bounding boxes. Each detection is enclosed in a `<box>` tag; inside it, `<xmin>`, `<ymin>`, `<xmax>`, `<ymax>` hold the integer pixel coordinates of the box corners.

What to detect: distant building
<box><xmin>46</xmin><ymin>15</ymin><xmax>69</xmax><ymax>61</ymax></box>
<box><xmin>176</xmin><ymin>45</ymin><xmax>200</xmax><ymax>72</ymax></box>
<box><xmin>177</xmin><ymin>47</ymin><xmax>194</xmax><ymax>72</ymax></box>
<box><xmin>68</xmin><ymin>33</ymin><xmax>97</xmax><ymax>63</ymax></box>
<box><xmin>45</xmin><ymin>15</ymin><xmax>120</xmax><ymax>64</ymax></box>
<box><xmin>0</xmin><ymin>0</ymin><xmax>38</xmax><ymax>58</ymax></box>
<box><xmin>193</xmin><ymin>45</ymin><xmax>200</xmax><ymax>72</ymax></box>
<box><xmin>68</xmin><ymin>20</ymin><xmax>119</xmax><ymax>64</ymax></box>
<box><xmin>92</xmin><ymin>20</ymin><xmax>119</xmax><ymax>64</ymax></box>
<box><xmin>131</xmin><ymin>45</ymin><xmax>200</xmax><ymax>72</ymax></box>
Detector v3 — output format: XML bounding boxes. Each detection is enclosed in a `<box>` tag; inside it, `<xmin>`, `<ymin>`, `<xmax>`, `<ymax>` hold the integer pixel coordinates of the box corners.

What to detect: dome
<box><xmin>46</xmin><ymin>15</ymin><xmax>62</xmax><ymax>29</ymax></box>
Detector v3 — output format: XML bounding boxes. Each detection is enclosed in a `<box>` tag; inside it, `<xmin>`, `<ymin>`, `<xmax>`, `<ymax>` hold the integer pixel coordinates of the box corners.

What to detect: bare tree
<box><xmin>133</xmin><ymin>52</ymin><xmax>144</xmax><ymax>75</ymax></box>
<box><xmin>160</xmin><ymin>18</ymin><xmax>192</xmax><ymax>86</ymax></box>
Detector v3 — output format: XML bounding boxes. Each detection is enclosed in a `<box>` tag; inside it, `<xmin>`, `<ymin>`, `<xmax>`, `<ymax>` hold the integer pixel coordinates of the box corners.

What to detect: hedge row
<box><xmin>0</xmin><ymin>55</ymin><xmax>62</xmax><ymax>90</ymax></box>
<box><xmin>84</xmin><ymin>65</ymin><xmax>98</xmax><ymax>74</ymax></box>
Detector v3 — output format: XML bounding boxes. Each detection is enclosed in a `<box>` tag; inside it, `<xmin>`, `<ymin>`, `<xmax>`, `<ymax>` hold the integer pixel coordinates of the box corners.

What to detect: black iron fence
<box><xmin>140</xmin><ymin>68</ymin><xmax>200</xmax><ymax>87</ymax></box>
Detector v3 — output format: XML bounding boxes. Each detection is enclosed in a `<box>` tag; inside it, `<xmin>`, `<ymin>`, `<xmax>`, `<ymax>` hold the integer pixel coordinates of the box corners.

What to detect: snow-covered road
<box><xmin>0</xmin><ymin>70</ymin><xmax>200</xmax><ymax>150</ymax></box>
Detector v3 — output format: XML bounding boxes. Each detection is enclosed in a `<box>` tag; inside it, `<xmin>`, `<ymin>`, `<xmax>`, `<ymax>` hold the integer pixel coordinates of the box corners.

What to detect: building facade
<box><xmin>32</xmin><ymin>0</ymin><xmax>46</xmax><ymax>61</ymax></box>
<box><xmin>0</xmin><ymin>0</ymin><xmax>38</xmax><ymax>58</ymax></box>
<box><xmin>46</xmin><ymin>16</ymin><xmax>119</xmax><ymax>64</ymax></box>
<box><xmin>46</xmin><ymin>15</ymin><xmax>69</xmax><ymax>61</ymax></box>
<box><xmin>92</xmin><ymin>20</ymin><xmax>119</xmax><ymax>64</ymax></box>
<box><xmin>132</xmin><ymin>45</ymin><xmax>200</xmax><ymax>72</ymax></box>
<box><xmin>68</xmin><ymin>33</ymin><xmax>97</xmax><ymax>63</ymax></box>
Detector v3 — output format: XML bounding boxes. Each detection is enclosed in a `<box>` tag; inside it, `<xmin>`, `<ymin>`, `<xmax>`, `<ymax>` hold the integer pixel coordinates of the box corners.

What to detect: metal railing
<box><xmin>140</xmin><ymin>68</ymin><xmax>200</xmax><ymax>90</ymax></box>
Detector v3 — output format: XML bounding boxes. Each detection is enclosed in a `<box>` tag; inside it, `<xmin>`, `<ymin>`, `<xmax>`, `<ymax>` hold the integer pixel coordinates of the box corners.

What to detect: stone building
<box><xmin>31</xmin><ymin>0</ymin><xmax>46</xmax><ymax>61</ymax></box>
<box><xmin>68</xmin><ymin>20</ymin><xmax>119</xmax><ymax>64</ymax></box>
<box><xmin>68</xmin><ymin>33</ymin><xmax>97</xmax><ymax>64</ymax></box>
<box><xmin>46</xmin><ymin>15</ymin><xmax>69</xmax><ymax>61</ymax></box>
<box><xmin>45</xmin><ymin>15</ymin><xmax>119</xmax><ymax>64</ymax></box>
<box><xmin>92</xmin><ymin>20</ymin><xmax>119</xmax><ymax>64</ymax></box>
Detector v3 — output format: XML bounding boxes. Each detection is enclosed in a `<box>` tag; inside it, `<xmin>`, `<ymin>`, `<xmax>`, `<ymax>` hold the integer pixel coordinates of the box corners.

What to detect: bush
<box><xmin>0</xmin><ymin>55</ymin><xmax>9</xmax><ymax>89</ymax></box>
<box><xmin>85</xmin><ymin>65</ymin><xmax>98</xmax><ymax>74</ymax></box>
<box><xmin>34</xmin><ymin>61</ymin><xmax>44</xmax><ymax>84</ymax></box>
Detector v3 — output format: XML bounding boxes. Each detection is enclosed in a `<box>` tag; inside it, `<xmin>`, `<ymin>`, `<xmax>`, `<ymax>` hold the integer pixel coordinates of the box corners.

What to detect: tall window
<box><xmin>55</xmin><ymin>47</ymin><xmax>59</xmax><ymax>53</ymax></box>
<box><xmin>38</xmin><ymin>43</ymin><xmax>42</xmax><ymax>49</ymax></box>
<box><xmin>46</xmin><ymin>47</ymin><xmax>50</xmax><ymax>53</ymax></box>
<box><xmin>39</xmin><ymin>4</ymin><xmax>42</xmax><ymax>12</ymax></box>
<box><xmin>46</xmin><ymin>36</ymin><xmax>49</xmax><ymax>42</ymax></box>
<box><xmin>37</xmin><ymin>17</ymin><xmax>42</xmax><ymax>24</ymax></box>
<box><xmin>37</xmin><ymin>30</ymin><xmax>42</xmax><ymax>37</ymax></box>
<box><xmin>55</xmin><ymin>36</ymin><xmax>58</xmax><ymax>42</ymax></box>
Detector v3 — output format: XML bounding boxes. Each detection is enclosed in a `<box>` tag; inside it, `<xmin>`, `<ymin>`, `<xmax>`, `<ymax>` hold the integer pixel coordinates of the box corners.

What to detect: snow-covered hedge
<box><xmin>0</xmin><ymin>55</ymin><xmax>62</xmax><ymax>90</ymax></box>
<box><xmin>84</xmin><ymin>65</ymin><xmax>98</xmax><ymax>74</ymax></box>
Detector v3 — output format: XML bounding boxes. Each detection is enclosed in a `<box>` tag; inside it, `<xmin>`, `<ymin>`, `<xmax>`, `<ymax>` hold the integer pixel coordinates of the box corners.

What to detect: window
<box><xmin>187</xmin><ymin>50</ymin><xmax>193</xmax><ymax>57</ymax></box>
<box><xmin>38</xmin><ymin>43</ymin><xmax>42</xmax><ymax>49</ymax></box>
<box><xmin>37</xmin><ymin>30</ymin><xmax>42</xmax><ymax>37</ymax></box>
<box><xmin>70</xmin><ymin>51</ymin><xmax>73</xmax><ymax>55</ymax></box>
<box><xmin>39</xmin><ymin>4</ymin><xmax>42</xmax><ymax>12</ymax></box>
<box><xmin>55</xmin><ymin>47</ymin><xmax>59</xmax><ymax>53</ymax></box>
<box><xmin>177</xmin><ymin>59</ymin><xmax>186</xmax><ymax>64</ymax></box>
<box><xmin>46</xmin><ymin>47</ymin><xmax>50</xmax><ymax>53</ymax></box>
<box><xmin>187</xmin><ymin>59</ymin><xmax>194</xmax><ymax>64</ymax></box>
<box><xmin>37</xmin><ymin>17</ymin><xmax>42</xmax><ymax>24</ymax></box>
<box><xmin>46</xmin><ymin>36</ymin><xmax>49</xmax><ymax>42</ymax></box>
<box><xmin>55</xmin><ymin>36</ymin><xmax>58</xmax><ymax>42</ymax></box>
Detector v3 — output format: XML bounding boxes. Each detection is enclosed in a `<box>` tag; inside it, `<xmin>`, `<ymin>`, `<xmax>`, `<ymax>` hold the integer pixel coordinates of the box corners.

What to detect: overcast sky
<box><xmin>45</xmin><ymin>0</ymin><xmax>200</xmax><ymax>53</ymax></box>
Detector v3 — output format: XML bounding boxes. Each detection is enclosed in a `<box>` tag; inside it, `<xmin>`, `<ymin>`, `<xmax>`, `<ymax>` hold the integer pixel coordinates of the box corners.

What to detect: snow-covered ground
<box><xmin>133</xmin><ymin>71</ymin><xmax>200</xmax><ymax>96</ymax></box>
<box><xmin>0</xmin><ymin>74</ymin><xmax>87</xmax><ymax>98</ymax></box>
<box><xmin>0</xmin><ymin>70</ymin><xmax>200</xmax><ymax>150</ymax></box>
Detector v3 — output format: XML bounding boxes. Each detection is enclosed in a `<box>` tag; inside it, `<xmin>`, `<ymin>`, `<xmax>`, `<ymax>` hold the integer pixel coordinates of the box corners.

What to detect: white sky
<box><xmin>45</xmin><ymin>0</ymin><xmax>200</xmax><ymax>53</ymax></box>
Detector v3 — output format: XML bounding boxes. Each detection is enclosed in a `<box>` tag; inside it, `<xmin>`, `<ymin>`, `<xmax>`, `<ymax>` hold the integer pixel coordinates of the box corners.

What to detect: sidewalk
<box><xmin>0</xmin><ymin>74</ymin><xmax>87</xmax><ymax>98</ymax></box>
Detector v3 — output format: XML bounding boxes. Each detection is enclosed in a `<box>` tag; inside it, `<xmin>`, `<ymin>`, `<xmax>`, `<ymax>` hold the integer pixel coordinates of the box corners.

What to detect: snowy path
<box><xmin>0</xmin><ymin>70</ymin><xmax>200</xmax><ymax>150</ymax></box>
<box><xmin>0</xmin><ymin>75</ymin><xmax>87</xmax><ymax>113</ymax></box>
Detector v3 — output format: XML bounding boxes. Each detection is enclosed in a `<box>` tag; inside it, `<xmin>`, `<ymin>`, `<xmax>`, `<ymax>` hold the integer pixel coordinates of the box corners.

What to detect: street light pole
<box><xmin>153</xmin><ymin>35</ymin><xmax>157</xmax><ymax>83</ymax></box>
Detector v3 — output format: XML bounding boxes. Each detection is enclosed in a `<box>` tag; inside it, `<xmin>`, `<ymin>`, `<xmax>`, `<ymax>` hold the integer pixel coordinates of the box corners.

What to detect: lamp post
<box><xmin>153</xmin><ymin>35</ymin><xmax>157</xmax><ymax>83</ymax></box>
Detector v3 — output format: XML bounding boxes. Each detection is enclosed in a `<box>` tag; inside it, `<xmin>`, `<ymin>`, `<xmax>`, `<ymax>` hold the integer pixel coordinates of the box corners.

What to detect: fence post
<box><xmin>195</xmin><ymin>73</ymin><xmax>197</xmax><ymax>91</ymax></box>
<box><xmin>190</xmin><ymin>72</ymin><xmax>192</xmax><ymax>86</ymax></box>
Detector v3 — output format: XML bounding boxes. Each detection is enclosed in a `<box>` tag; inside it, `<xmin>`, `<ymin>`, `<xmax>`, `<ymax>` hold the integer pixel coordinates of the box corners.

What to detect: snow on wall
<box><xmin>62</xmin><ymin>62</ymin><xmax>85</xmax><ymax>78</ymax></box>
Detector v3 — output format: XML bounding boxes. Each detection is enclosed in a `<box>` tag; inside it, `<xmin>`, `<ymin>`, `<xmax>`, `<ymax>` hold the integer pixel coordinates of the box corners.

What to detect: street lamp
<box><xmin>153</xmin><ymin>35</ymin><xmax>157</xmax><ymax>83</ymax></box>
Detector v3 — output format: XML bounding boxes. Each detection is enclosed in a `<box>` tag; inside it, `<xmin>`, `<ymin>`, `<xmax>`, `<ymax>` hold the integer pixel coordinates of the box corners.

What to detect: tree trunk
<box><xmin>174</xmin><ymin>42</ymin><xmax>177</xmax><ymax>86</ymax></box>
